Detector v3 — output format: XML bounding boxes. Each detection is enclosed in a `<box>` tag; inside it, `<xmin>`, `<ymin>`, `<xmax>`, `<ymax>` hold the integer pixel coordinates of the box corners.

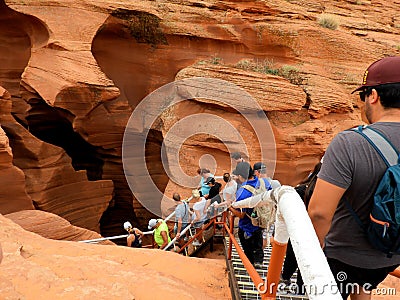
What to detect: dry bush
<box><xmin>318</xmin><ymin>14</ymin><xmax>339</xmax><ymax>30</ymax></box>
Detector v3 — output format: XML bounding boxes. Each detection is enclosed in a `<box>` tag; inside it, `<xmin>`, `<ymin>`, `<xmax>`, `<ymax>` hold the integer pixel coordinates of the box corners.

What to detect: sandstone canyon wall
<box><xmin>0</xmin><ymin>0</ymin><xmax>399</xmax><ymax>238</ymax></box>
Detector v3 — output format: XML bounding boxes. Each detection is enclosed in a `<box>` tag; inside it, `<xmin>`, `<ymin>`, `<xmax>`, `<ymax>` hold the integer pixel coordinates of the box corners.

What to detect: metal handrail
<box><xmin>390</xmin><ymin>268</ymin><xmax>400</xmax><ymax>278</ymax></box>
<box><xmin>77</xmin><ymin>179</ymin><xmax>232</xmax><ymax>245</ymax></box>
<box><xmin>232</xmin><ymin>186</ymin><xmax>341</xmax><ymax>300</ymax></box>
<box><xmin>78</xmin><ymin>234</ymin><xmax>130</xmax><ymax>243</ymax></box>
<box><xmin>163</xmin><ymin>221</ymin><xmax>192</xmax><ymax>250</ymax></box>
<box><xmin>175</xmin><ymin>216</ymin><xmax>217</xmax><ymax>253</ymax></box>
<box><xmin>78</xmin><ymin>211</ymin><xmax>176</xmax><ymax>244</ymax></box>
<box><xmin>224</xmin><ymin>213</ymin><xmax>266</xmax><ymax>297</ymax></box>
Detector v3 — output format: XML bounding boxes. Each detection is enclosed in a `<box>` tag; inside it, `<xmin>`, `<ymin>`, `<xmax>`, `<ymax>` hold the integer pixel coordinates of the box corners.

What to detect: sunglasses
<box><xmin>359</xmin><ymin>90</ymin><xmax>367</xmax><ymax>102</ymax></box>
<box><xmin>359</xmin><ymin>88</ymin><xmax>375</xmax><ymax>102</ymax></box>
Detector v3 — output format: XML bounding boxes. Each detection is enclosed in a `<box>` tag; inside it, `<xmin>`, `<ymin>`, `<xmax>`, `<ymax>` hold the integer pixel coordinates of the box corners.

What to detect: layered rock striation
<box><xmin>5</xmin><ymin>210</ymin><xmax>115</xmax><ymax>245</ymax></box>
<box><xmin>0</xmin><ymin>0</ymin><xmax>399</xmax><ymax>235</ymax></box>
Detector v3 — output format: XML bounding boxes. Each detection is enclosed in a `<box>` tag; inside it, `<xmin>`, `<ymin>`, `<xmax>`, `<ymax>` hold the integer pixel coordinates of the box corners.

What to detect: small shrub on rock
<box><xmin>318</xmin><ymin>14</ymin><xmax>339</xmax><ymax>30</ymax></box>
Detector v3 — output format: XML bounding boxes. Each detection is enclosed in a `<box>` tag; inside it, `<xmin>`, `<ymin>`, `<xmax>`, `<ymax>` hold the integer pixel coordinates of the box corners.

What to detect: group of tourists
<box><xmin>173</xmin><ymin>166</ymin><xmax>239</xmax><ymax>247</ymax></box>
<box><xmin>177</xmin><ymin>56</ymin><xmax>400</xmax><ymax>300</ymax></box>
<box><xmin>123</xmin><ymin>56</ymin><xmax>400</xmax><ymax>299</ymax></box>
<box><xmin>239</xmin><ymin>56</ymin><xmax>400</xmax><ymax>300</ymax></box>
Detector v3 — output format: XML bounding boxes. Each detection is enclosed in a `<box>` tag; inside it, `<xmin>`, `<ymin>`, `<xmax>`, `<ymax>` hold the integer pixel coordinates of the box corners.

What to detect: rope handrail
<box><xmin>78</xmin><ymin>211</ymin><xmax>176</xmax><ymax>244</ymax></box>
<box><xmin>77</xmin><ymin>181</ymin><xmax>233</xmax><ymax>245</ymax></box>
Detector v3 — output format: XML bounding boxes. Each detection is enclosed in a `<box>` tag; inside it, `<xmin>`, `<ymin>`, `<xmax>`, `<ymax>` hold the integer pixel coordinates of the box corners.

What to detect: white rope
<box><xmin>79</xmin><ymin>211</ymin><xmax>176</xmax><ymax>243</ymax></box>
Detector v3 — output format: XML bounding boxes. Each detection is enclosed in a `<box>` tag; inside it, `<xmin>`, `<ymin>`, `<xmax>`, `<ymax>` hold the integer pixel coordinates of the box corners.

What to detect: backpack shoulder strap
<box><xmin>350</xmin><ymin>125</ymin><xmax>399</xmax><ymax>167</ymax></box>
<box><xmin>345</xmin><ymin>125</ymin><xmax>399</xmax><ymax>232</ymax></box>
<box><xmin>183</xmin><ymin>201</ymin><xmax>189</xmax><ymax>218</ymax></box>
<box><xmin>259</xmin><ymin>178</ymin><xmax>266</xmax><ymax>190</ymax></box>
<box><xmin>343</xmin><ymin>198</ymin><xmax>367</xmax><ymax>232</ymax></box>
<box><xmin>242</xmin><ymin>184</ymin><xmax>256</xmax><ymax>195</ymax></box>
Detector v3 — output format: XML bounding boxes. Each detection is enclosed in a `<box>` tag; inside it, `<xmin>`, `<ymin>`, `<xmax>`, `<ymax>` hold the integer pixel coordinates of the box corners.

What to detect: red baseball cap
<box><xmin>352</xmin><ymin>56</ymin><xmax>400</xmax><ymax>93</ymax></box>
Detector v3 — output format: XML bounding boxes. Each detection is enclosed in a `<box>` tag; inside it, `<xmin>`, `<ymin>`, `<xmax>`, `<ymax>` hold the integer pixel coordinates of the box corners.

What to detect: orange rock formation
<box><xmin>0</xmin><ymin>214</ymin><xmax>229</xmax><ymax>299</ymax></box>
<box><xmin>5</xmin><ymin>210</ymin><xmax>115</xmax><ymax>245</ymax></box>
<box><xmin>0</xmin><ymin>0</ymin><xmax>400</xmax><ymax>297</ymax></box>
<box><xmin>0</xmin><ymin>0</ymin><xmax>399</xmax><ymax>252</ymax></box>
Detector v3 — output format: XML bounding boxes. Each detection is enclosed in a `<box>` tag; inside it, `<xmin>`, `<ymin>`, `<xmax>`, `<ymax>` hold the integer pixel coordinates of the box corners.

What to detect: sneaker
<box><xmin>253</xmin><ymin>262</ymin><xmax>263</xmax><ymax>269</ymax></box>
<box><xmin>192</xmin><ymin>240</ymin><xmax>202</xmax><ymax>247</ymax></box>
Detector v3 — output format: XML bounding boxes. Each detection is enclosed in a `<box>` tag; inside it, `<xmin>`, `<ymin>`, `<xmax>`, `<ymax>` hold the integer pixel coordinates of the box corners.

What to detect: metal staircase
<box><xmin>225</xmin><ymin>236</ymin><xmax>308</xmax><ymax>300</ymax></box>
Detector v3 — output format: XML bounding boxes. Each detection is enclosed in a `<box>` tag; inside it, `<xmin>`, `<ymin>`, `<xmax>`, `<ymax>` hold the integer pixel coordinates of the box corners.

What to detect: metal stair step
<box><xmin>224</xmin><ymin>233</ymin><xmax>309</xmax><ymax>300</ymax></box>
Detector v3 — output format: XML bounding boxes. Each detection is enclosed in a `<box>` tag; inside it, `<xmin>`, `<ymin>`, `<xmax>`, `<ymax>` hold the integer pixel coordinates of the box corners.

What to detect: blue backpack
<box><xmin>345</xmin><ymin>125</ymin><xmax>400</xmax><ymax>258</ymax></box>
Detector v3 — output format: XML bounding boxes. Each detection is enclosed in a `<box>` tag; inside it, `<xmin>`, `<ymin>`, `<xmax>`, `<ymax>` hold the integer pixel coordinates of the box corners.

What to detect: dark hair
<box><xmin>231</xmin><ymin>152</ymin><xmax>242</xmax><ymax>160</ymax></box>
<box><xmin>244</xmin><ymin>166</ymin><xmax>254</xmax><ymax>180</ymax></box>
<box><xmin>233</xmin><ymin>161</ymin><xmax>254</xmax><ymax>179</ymax></box>
<box><xmin>172</xmin><ymin>193</ymin><xmax>181</xmax><ymax>201</ymax></box>
<box><xmin>254</xmin><ymin>167</ymin><xmax>267</xmax><ymax>175</ymax></box>
<box><xmin>361</xmin><ymin>83</ymin><xmax>400</xmax><ymax>108</ymax></box>
<box><xmin>197</xmin><ymin>168</ymin><xmax>210</xmax><ymax>175</ymax></box>
<box><xmin>206</xmin><ymin>177</ymin><xmax>215</xmax><ymax>185</ymax></box>
<box><xmin>249</xmin><ymin>168</ymin><xmax>254</xmax><ymax>179</ymax></box>
<box><xmin>223</xmin><ymin>172</ymin><xmax>230</xmax><ymax>183</ymax></box>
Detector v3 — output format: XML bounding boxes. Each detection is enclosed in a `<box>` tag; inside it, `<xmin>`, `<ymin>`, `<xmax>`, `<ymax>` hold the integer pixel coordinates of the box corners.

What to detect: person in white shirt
<box><xmin>191</xmin><ymin>189</ymin><xmax>210</xmax><ymax>246</ymax></box>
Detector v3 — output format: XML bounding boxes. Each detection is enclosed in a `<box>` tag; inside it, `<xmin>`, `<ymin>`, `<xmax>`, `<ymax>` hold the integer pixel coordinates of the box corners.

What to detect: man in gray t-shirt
<box><xmin>309</xmin><ymin>56</ymin><xmax>400</xmax><ymax>300</ymax></box>
<box><xmin>172</xmin><ymin>193</ymin><xmax>190</xmax><ymax>240</ymax></box>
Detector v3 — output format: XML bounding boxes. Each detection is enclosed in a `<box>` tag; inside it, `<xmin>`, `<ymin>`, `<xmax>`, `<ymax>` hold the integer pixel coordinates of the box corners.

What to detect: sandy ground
<box><xmin>0</xmin><ymin>214</ymin><xmax>232</xmax><ymax>300</ymax></box>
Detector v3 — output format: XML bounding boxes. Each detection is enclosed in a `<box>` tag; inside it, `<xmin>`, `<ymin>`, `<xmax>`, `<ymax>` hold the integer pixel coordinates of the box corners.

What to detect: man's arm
<box><xmin>228</xmin><ymin>206</ymin><xmax>246</xmax><ymax>219</ymax></box>
<box><xmin>192</xmin><ymin>209</ymin><xmax>201</xmax><ymax>223</ymax></box>
<box><xmin>160</xmin><ymin>231</ymin><xmax>169</xmax><ymax>249</ymax></box>
<box><xmin>203</xmin><ymin>199</ymin><xmax>212</xmax><ymax>214</ymax></box>
<box><xmin>229</xmin><ymin>187</ymin><xmax>250</xmax><ymax>219</ymax></box>
<box><xmin>176</xmin><ymin>217</ymin><xmax>182</xmax><ymax>238</ymax></box>
<box><xmin>308</xmin><ymin>178</ymin><xmax>346</xmax><ymax>247</ymax></box>
<box><xmin>134</xmin><ymin>228</ymin><xmax>144</xmax><ymax>236</ymax></box>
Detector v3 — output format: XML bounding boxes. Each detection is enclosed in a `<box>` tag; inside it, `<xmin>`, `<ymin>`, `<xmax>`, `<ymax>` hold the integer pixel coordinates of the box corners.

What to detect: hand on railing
<box><xmin>270</xmin><ymin>185</ymin><xmax>296</xmax><ymax>204</ymax></box>
<box><xmin>231</xmin><ymin>186</ymin><xmax>296</xmax><ymax>210</ymax></box>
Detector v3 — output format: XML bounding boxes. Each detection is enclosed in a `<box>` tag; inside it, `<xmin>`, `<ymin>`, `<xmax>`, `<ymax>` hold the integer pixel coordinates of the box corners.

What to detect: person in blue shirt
<box><xmin>229</xmin><ymin>161</ymin><xmax>272</xmax><ymax>268</ymax></box>
<box><xmin>197</xmin><ymin>168</ymin><xmax>214</xmax><ymax>198</ymax></box>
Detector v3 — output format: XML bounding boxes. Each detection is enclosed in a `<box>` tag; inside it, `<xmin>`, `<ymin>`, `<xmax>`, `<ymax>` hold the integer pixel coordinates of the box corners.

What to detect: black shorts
<box><xmin>327</xmin><ymin>257</ymin><xmax>398</xmax><ymax>299</ymax></box>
